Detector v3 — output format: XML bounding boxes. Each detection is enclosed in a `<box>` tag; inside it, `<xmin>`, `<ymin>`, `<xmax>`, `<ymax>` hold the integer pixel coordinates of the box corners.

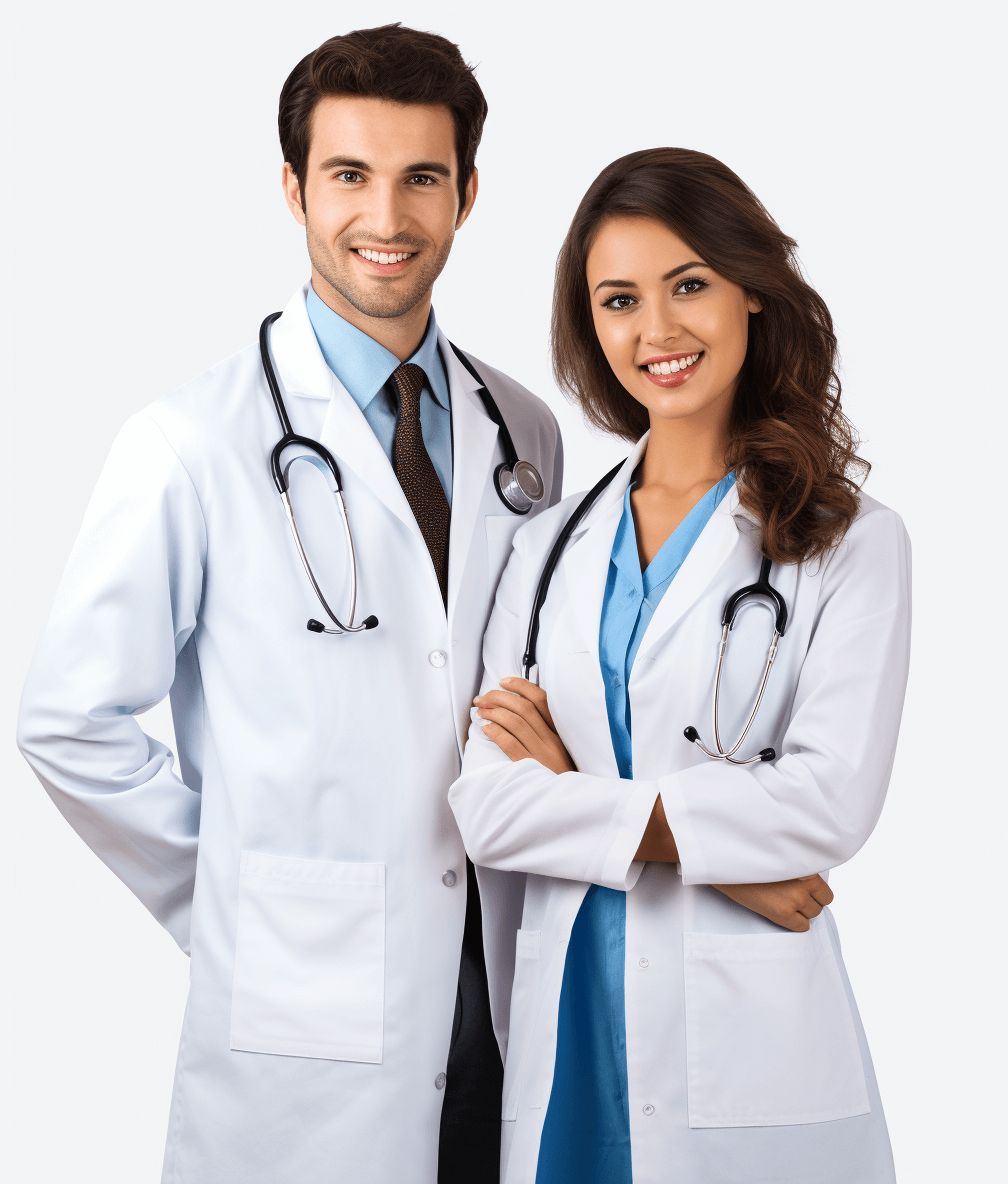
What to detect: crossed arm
<box><xmin>474</xmin><ymin>677</ymin><xmax>834</xmax><ymax>933</ymax></box>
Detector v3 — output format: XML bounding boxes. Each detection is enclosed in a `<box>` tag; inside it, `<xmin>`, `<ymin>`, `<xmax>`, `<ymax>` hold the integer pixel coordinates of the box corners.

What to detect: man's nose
<box><xmin>366</xmin><ymin>180</ymin><xmax>411</xmax><ymax>241</ymax></box>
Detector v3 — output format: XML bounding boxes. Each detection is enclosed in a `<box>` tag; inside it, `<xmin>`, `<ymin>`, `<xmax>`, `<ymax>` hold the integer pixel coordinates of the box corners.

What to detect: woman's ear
<box><xmin>747</xmin><ymin>292</ymin><xmax>763</xmax><ymax>314</ymax></box>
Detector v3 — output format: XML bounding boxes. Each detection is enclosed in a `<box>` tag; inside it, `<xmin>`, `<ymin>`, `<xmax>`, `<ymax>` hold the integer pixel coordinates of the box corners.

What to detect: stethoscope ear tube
<box><xmin>448</xmin><ymin>342</ymin><xmax>545</xmax><ymax>516</ymax></box>
<box><xmin>522</xmin><ymin>460</ymin><xmax>625</xmax><ymax>678</ymax></box>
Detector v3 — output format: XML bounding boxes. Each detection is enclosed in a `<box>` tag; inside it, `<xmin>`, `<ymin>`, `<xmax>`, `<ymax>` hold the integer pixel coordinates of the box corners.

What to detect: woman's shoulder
<box><xmin>816</xmin><ymin>488</ymin><xmax>911</xmax><ymax>597</ymax></box>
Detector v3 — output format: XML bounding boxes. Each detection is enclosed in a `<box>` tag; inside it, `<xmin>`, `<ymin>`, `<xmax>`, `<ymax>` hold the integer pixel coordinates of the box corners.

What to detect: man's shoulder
<box><xmin>142</xmin><ymin>340</ymin><xmax>265</xmax><ymax>455</ymax></box>
<box><xmin>454</xmin><ymin>347</ymin><xmax>560</xmax><ymax>443</ymax></box>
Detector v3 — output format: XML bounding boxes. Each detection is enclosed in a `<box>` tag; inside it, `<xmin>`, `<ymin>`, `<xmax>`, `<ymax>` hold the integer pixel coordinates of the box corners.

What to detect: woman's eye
<box><xmin>603</xmin><ymin>294</ymin><xmax>637</xmax><ymax>310</ymax></box>
<box><xmin>675</xmin><ymin>277</ymin><xmax>708</xmax><ymax>296</ymax></box>
<box><xmin>338</xmin><ymin>171</ymin><xmax>361</xmax><ymax>184</ymax></box>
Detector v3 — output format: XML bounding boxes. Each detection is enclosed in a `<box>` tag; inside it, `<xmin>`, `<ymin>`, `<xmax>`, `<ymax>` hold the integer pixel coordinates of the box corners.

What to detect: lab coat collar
<box><xmin>557</xmin><ymin>435</ymin><xmax>650</xmax><ymax>684</ymax></box>
<box><xmin>269</xmin><ymin>286</ymin><xmax>430</xmax><ymax>554</ymax></box>
<box><xmin>631</xmin><ymin>481</ymin><xmax>742</xmax><ymax>665</ymax></box>
<box><xmin>439</xmin><ymin>330</ymin><xmax>500</xmax><ymax>621</ymax></box>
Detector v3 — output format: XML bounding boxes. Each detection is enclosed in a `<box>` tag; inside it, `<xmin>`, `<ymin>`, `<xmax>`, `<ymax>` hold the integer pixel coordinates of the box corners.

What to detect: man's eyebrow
<box><xmin>593</xmin><ymin>261</ymin><xmax>710</xmax><ymax>295</ymax></box>
<box><xmin>318</xmin><ymin>156</ymin><xmax>371</xmax><ymax>173</ymax></box>
<box><xmin>402</xmin><ymin>160</ymin><xmax>452</xmax><ymax>178</ymax></box>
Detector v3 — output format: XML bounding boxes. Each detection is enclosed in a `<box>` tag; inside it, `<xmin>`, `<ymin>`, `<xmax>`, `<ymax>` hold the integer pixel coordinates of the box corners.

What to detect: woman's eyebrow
<box><xmin>593</xmin><ymin>261</ymin><xmax>709</xmax><ymax>294</ymax></box>
<box><xmin>593</xmin><ymin>278</ymin><xmax>637</xmax><ymax>293</ymax></box>
<box><xmin>663</xmin><ymin>261</ymin><xmax>708</xmax><ymax>280</ymax></box>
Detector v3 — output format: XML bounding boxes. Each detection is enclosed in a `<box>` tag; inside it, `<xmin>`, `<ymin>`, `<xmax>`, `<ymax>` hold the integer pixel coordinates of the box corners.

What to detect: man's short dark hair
<box><xmin>279</xmin><ymin>24</ymin><xmax>488</xmax><ymax>212</ymax></box>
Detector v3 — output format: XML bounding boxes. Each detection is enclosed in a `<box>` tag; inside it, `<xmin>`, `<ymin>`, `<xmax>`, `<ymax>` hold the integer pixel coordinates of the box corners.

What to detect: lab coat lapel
<box><xmin>441</xmin><ymin>332</ymin><xmax>500</xmax><ymax>621</ymax></box>
<box><xmin>557</xmin><ymin>439</ymin><xmax>649</xmax><ymax>680</ymax></box>
<box><xmin>633</xmin><ymin>483</ymin><xmax>743</xmax><ymax>663</ymax></box>
<box><xmin>269</xmin><ymin>285</ymin><xmax>426</xmax><ymax>548</ymax></box>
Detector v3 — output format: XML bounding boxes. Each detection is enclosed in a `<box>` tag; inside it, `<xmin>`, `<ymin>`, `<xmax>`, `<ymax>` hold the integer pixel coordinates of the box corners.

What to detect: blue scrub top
<box><xmin>535</xmin><ymin>469</ymin><xmax>736</xmax><ymax>1184</ymax></box>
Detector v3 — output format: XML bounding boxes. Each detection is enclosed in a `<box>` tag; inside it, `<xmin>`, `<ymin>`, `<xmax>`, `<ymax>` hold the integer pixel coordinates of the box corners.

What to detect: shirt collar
<box><xmin>305</xmin><ymin>284</ymin><xmax>449</xmax><ymax>414</ymax></box>
<box><xmin>610</xmin><ymin>470</ymin><xmax>738</xmax><ymax>595</ymax></box>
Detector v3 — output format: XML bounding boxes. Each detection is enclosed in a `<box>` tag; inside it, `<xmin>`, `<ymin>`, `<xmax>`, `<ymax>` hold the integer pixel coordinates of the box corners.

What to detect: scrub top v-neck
<box><xmin>534</xmin><ymin>469</ymin><xmax>736</xmax><ymax>1184</ymax></box>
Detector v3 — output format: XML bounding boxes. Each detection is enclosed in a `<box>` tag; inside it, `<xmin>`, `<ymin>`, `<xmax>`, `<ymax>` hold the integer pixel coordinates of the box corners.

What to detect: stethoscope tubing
<box><xmin>260</xmin><ymin>311</ymin><xmax>541</xmax><ymax>637</ymax></box>
<box><xmin>522</xmin><ymin>463</ymin><xmax>788</xmax><ymax>764</ymax></box>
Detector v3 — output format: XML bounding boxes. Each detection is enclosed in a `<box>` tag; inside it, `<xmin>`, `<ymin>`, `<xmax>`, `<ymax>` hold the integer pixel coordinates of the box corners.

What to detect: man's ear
<box><xmin>455</xmin><ymin>167</ymin><xmax>478</xmax><ymax>231</ymax></box>
<box><xmin>282</xmin><ymin>162</ymin><xmax>307</xmax><ymax>227</ymax></box>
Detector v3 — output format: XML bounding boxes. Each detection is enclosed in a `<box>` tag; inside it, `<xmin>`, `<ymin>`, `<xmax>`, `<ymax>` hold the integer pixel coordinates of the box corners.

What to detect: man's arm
<box><xmin>17</xmin><ymin>412</ymin><xmax>207</xmax><ymax>952</ymax></box>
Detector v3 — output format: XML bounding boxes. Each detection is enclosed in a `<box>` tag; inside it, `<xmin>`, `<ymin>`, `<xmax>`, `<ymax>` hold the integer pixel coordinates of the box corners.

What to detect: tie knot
<box><xmin>392</xmin><ymin>363</ymin><xmax>426</xmax><ymax>418</ymax></box>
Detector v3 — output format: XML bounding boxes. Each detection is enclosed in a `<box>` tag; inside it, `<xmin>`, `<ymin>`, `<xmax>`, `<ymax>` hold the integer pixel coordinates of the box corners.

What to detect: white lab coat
<box><xmin>449</xmin><ymin>435</ymin><xmax>911</xmax><ymax>1184</ymax></box>
<box><xmin>16</xmin><ymin>285</ymin><xmax>562</xmax><ymax>1183</ymax></box>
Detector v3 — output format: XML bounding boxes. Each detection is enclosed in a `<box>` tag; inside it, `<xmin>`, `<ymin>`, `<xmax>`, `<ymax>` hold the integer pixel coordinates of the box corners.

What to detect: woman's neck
<box><xmin>639</xmin><ymin>403</ymin><xmax>729</xmax><ymax>497</ymax></box>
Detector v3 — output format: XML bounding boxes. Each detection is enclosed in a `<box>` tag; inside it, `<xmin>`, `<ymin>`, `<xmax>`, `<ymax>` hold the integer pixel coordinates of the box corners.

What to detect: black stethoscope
<box><xmin>521</xmin><ymin>462</ymin><xmax>789</xmax><ymax>765</ymax></box>
<box><xmin>259</xmin><ymin>311</ymin><xmax>545</xmax><ymax>636</ymax></box>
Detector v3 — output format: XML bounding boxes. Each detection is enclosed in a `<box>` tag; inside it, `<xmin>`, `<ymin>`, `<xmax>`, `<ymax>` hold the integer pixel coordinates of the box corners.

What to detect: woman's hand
<box><xmin>714</xmin><ymin>875</ymin><xmax>834</xmax><ymax>933</ymax></box>
<box><xmin>474</xmin><ymin>678</ymin><xmax>577</xmax><ymax>776</ymax></box>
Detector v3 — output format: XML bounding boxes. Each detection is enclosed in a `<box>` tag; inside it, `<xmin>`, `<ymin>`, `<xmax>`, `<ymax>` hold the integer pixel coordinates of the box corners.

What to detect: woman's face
<box><xmin>585</xmin><ymin>216</ymin><xmax>760</xmax><ymax>428</ymax></box>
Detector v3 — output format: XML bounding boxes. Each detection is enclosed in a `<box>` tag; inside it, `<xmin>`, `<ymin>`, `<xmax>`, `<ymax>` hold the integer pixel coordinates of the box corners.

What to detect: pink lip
<box><xmin>640</xmin><ymin>351</ymin><xmax>704</xmax><ymax>388</ymax></box>
<box><xmin>351</xmin><ymin>250</ymin><xmax>415</xmax><ymax>275</ymax></box>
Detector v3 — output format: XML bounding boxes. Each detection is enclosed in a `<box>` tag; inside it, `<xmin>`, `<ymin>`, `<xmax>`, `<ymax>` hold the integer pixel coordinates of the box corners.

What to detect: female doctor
<box><xmin>449</xmin><ymin>148</ymin><xmax>911</xmax><ymax>1184</ymax></box>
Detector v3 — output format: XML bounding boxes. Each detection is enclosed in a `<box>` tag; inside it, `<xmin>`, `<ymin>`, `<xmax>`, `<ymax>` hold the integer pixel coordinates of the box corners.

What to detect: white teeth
<box><xmin>646</xmin><ymin>353</ymin><xmax>701</xmax><ymax>375</ymax></box>
<box><xmin>357</xmin><ymin>249</ymin><xmax>412</xmax><ymax>264</ymax></box>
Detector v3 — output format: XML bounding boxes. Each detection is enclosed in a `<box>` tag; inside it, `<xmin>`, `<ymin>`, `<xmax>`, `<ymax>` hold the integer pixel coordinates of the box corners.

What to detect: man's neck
<box><xmin>310</xmin><ymin>268</ymin><xmax>431</xmax><ymax>362</ymax></box>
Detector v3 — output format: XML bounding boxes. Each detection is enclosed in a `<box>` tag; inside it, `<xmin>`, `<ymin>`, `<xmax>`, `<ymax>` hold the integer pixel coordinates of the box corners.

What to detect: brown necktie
<box><xmin>391</xmin><ymin>363</ymin><xmax>450</xmax><ymax>608</ymax></box>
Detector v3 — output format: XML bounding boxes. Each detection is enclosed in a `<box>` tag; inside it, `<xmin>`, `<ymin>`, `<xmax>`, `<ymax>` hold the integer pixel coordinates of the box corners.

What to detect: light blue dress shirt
<box><xmin>305</xmin><ymin>285</ymin><xmax>453</xmax><ymax>504</ymax></box>
<box><xmin>536</xmin><ymin>469</ymin><xmax>737</xmax><ymax>1184</ymax></box>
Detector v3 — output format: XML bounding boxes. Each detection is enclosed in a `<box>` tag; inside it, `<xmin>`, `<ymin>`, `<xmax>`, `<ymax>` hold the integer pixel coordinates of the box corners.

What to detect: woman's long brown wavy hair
<box><xmin>551</xmin><ymin>148</ymin><xmax>868</xmax><ymax>566</ymax></box>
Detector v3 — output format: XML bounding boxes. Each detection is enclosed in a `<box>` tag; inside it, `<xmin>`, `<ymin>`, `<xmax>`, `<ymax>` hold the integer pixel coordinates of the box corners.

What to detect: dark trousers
<box><xmin>437</xmin><ymin>859</ymin><xmax>504</xmax><ymax>1183</ymax></box>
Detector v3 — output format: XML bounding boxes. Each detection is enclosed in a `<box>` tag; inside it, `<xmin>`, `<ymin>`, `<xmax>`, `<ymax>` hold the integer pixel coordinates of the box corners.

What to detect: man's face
<box><xmin>283</xmin><ymin>96</ymin><xmax>477</xmax><ymax>321</ymax></box>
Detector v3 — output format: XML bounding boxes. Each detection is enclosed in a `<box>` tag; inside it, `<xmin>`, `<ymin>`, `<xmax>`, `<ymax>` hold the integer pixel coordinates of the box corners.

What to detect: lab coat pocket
<box><xmin>230</xmin><ymin>852</ymin><xmax>385</xmax><ymax>1063</ymax></box>
<box><xmin>683</xmin><ymin>922</ymin><xmax>869</xmax><ymax>1127</ymax></box>
<box><xmin>502</xmin><ymin>929</ymin><xmax>541</xmax><ymax>1120</ymax></box>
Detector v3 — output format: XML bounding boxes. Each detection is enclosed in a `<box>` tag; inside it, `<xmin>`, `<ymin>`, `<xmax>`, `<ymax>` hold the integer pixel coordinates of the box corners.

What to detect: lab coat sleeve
<box><xmin>662</xmin><ymin>505</ymin><xmax>913</xmax><ymax>885</ymax></box>
<box><xmin>449</xmin><ymin>527</ymin><xmax>659</xmax><ymax>892</ymax></box>
<box><xmin>16</xmin><ymin>412</ymin><xmax>207</xmax><ymax>952</ymax></box>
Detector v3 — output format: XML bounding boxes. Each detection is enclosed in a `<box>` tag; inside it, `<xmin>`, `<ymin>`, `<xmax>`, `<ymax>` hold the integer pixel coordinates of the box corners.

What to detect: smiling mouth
<box><xmin>643</xmin><ymin>351</ymin><xmax>702</xmax><ymax>375</ymax></box>
<box><xmin>354</xmin><ymin>248</ymin><xmax>414</xmax><ymax>267</ymax></box>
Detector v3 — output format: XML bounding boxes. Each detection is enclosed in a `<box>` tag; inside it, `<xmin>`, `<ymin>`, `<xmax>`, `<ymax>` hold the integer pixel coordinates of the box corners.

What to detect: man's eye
<box><xmin>408</xmin><ymin>175</ymin><xmax>435</xmax><ymax>185</ymax></box>
<box><xmin>603</xmin><ymin>294</ymin><xmax>636</xmax><ymax>310</ymax></box>
<box><xmin>338</xmin><ymin>171</ymin><xmax>361</xmax><ymax>184</ymax></box>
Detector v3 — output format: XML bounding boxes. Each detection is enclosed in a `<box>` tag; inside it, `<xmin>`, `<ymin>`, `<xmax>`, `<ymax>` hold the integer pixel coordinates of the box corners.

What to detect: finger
<box><xmin>476</xmin><ymin>690</ymin><xmax>554</xmax><ymax>745</ymax></box>
<box><xmin>797</xmin><ymin>897</ymin><xmax>824</xmax><ymax>920</ymax></box>
<box><xmin>809</xmin><ymin>878</ymin><xmax>834</xmax><ymax>907</ymax></box>
<box><xmin>499</xmin><ymin>677</ymin><xmax>557</xmax><ymax>729</ymax></box>
<box><xmin>480</xmin><ymin>722</ymin><xmax>532</xmax><ymax>764</ymax></box>
<box><xmin>477</xmin><ymin>705</ymin><xmax>547</xmax><ymax>755</ymax></box>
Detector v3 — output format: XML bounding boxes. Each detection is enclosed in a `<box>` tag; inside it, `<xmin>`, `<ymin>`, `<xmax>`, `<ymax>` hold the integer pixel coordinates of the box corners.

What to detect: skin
<box><xmin>282</xmin><ymin>95</ymin><xmax>477</xmax><ymax>361</ymax></box>
<box><xmin>475</xmin><ymin>216</ymin><xmax>833</xmax><ymax>933</ymax></box>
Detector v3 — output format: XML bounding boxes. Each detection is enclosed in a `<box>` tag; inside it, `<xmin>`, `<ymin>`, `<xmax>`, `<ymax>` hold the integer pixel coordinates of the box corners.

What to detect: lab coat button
<box><xmin>639</xmin><ymin>957</ymin><xmax>649</xmax><ymax>968</ymax></box>
<box><xmin>429</xmin><ymin>650</ymin><xmax>447</xmax><ymax>667</ymax></box>
<box><xmin>435</xmin><ymin>1072</ymin><xmax>447</xmax><ymax>1090</ymax></box>
<box><xmin>643</xmin><ymin>1103</ymin><xmax>655</xmax><ymax>1116</ymax></box>
<box><xmin>442</xmin><ymin>870</ymin><xmax>457</xmax><ymax>887</ymax></box>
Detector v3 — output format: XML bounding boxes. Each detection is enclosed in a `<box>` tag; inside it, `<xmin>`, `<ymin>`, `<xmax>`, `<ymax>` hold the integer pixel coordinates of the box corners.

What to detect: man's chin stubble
<box><xmin>306</xmin><ymin>226</ymin><xmax>452</xmax><ymax>321</ymax></box>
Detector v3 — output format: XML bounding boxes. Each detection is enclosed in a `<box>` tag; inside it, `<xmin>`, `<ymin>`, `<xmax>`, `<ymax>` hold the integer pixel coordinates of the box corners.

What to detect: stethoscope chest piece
<box><xmin>496</xmin><ymin>460</ymin><xmax>544</xmax><ymax>514</ymax></box>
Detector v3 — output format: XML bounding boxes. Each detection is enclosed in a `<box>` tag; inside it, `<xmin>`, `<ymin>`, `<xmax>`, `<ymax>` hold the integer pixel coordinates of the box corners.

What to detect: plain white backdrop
<box><xmin>2</xmin><ymin>1</ymin><xmax>1004</xmax><ymax>1179</ymax></box>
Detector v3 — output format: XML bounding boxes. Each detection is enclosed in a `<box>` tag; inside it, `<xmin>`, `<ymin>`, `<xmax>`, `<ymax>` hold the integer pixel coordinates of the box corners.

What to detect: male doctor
<box><xmin>17</xmin><ymin>24</ymin><xmax>561</xmax><ymax>1184</ymax></box>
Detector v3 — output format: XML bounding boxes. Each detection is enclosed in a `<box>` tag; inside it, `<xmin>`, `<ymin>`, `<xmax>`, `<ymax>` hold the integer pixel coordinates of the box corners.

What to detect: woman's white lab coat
<box><xmin>16</xmin><ymin>285</ymin><xmax>562</xmax><ymax>1183</ymax></box>
<box><xmin>449</xmin><ymin>436</ymin><xmax>911</xmax><ymax>1184</ymax></box>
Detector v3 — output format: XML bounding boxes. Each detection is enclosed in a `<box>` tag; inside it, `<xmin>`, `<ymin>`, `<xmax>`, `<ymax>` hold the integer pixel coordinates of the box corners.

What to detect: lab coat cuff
<box><xmin>659</xmin><ymin>774</ymin><xmax>709</xmax><ymax>886</ymax></box>
<box><xmin>594</xmin><ymin>780</ymin><xmax>661</xmax><ymax>891</ymax></box>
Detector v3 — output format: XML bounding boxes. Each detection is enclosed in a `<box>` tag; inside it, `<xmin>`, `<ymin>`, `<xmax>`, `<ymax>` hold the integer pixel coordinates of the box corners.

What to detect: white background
<box><xmin>2</xmin><ymin>1</ymin><xmax>1004</xmax><ymax>1179</ymax></box>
